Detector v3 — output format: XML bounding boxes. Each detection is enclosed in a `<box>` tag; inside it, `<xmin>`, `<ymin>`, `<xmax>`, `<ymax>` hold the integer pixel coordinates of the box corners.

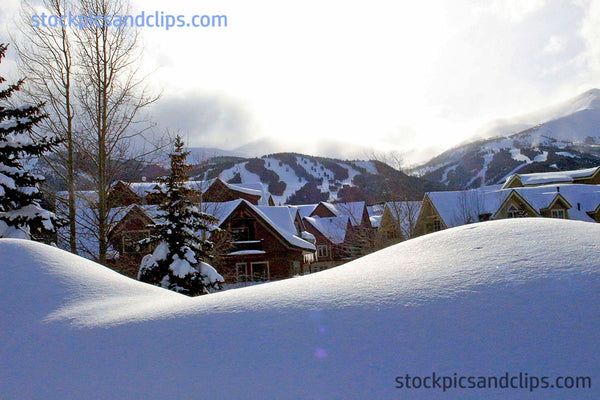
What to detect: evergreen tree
<box><xmin>138</xmin><ymin>136</ymin><xmax>224</xmax><ymax>296</ymax></box>
<box><xmin>0</xmin><ymin>43</ymin><xmax>61</xmax><ymax>240</ymax></box>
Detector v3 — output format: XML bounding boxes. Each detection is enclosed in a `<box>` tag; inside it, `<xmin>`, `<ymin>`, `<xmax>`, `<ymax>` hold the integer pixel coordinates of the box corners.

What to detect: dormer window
<box><xmin>551</xmin><ymin>209</ymin><xmax>565</xmax><ymax>219</ymax></box>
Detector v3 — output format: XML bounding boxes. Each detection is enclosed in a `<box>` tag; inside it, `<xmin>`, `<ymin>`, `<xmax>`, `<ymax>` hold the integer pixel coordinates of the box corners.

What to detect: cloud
<box><xmin>150</xmin><ymin>92</ymin><xmax>258</xmax><ymax>150</ymax></box>
<box><xmin>578</xmin><ymin>0</ymin><xmax>600</xmax><ymax>73</ymax></box>
<box><xmin>543</xmin><ymin>35</ymin><xmax>566</xmax><ymax>54</ymax></box>
<box><xmin>487</xmin><ymin>0</ymin><xmax>547</xmax><ymax>22</ymax></box>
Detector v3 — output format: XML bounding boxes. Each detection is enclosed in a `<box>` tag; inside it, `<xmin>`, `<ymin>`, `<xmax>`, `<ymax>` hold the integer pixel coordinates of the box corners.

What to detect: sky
<box><xmin>2</xmin><ymin>0</ymin><xmax>600</xmax><ymax>164</ymax></box>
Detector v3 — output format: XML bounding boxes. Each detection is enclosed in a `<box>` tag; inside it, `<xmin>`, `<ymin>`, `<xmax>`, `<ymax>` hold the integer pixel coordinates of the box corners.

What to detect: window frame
<box><xmin>235</xmin><ymin>262</ymin><xmax>248</xmax><ymax>282</ymax></box>
<box><xmin>250</xmin><ymin>261</ymin><xmax>270</xmax><ymax>281</ymax></box>
<box><xmin>317</xmin><ymin>244</ymin><xmax>329</xmax><ymax>258</ymax></box>
<box><xmin>551</xmin><ymin>209</ymin><xmax>565</xmax><ymax>219</ymax></box>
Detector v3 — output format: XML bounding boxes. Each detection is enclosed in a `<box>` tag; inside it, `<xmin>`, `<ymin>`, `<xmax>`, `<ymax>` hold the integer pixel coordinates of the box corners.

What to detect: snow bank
<box><xmin>1</xmin><ymin>218</ymin><xmax>599</xmax><ymax>399</ymax></box>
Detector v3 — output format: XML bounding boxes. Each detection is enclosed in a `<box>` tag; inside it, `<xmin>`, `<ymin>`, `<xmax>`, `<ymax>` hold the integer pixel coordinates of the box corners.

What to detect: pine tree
<box><xmin>0</xmin><ymin>43</ymin><xmax>61</xmax><ymax>240</ymax></box>
<box><xmin>138</xmin><ymin>135</ymin><xmax>224</xmax><ymax>296</ymax></box>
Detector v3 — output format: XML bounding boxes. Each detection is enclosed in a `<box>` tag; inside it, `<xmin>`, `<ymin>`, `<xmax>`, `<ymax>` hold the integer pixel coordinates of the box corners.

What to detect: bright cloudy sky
<box><xmin>2</xmin><ymin>0</ymin><xmax>600</xmax><ymax>163</ymax></box>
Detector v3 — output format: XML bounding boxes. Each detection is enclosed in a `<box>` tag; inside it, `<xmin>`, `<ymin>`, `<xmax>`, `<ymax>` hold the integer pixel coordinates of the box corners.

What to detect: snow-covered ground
<box><xmin>1</xmin><ymin>219</ymin><xmax>598</xmax><ymax>399</ymax></box>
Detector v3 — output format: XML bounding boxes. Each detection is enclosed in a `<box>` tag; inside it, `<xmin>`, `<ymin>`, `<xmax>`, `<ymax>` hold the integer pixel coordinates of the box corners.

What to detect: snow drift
<box><xmin>1</xmin><ymin>219</ymin><xmax>598</xmax><ymax>399</ymax></box>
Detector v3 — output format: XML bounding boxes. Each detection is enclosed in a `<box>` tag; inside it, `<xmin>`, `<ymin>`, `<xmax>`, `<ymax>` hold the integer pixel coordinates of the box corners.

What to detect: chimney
<box><xmin>577</xmin><ymin>202</ymin><xmax>581</xmax><ymax>211</ymax></box>
<box><xmin>557</xmin><ymin>186</ymin><xmax>560</xmax><ymax>193</ymax></box>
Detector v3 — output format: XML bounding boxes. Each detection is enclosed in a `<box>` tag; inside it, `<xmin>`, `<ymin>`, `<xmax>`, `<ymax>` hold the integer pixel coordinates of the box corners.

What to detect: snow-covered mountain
<box><xmin>414</xmin><ymin>89</ymin><xmax>600</xmax><ymax>188</ymax></box>
<box><xmin>32</xmin><ymin>149</ymin><xmax>442</xmax><ymax>204</ymax></box>
<box><xmin>2</xmin><ymin>218</ymin><xmax>599</xmax><ymax>399</ymax></box>
<box><xmin>192</xmin><ymin>152</ymin><xmax>443</xmax><ymax>204</ymax></box>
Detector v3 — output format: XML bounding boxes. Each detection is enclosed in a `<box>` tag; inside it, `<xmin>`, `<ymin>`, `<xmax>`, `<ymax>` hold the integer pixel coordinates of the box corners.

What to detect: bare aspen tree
<box><xmin>14</xmin><ymin>0</ymin><xmax>79</xmax><ymax>253</ymax></box>
<box><xmin>385</xmin><ymin>199</ymin><xmax>421</xmax><ymax>239</ymax></box>
<box><xmin>73</xmin><ymin>0</ymin><xmax>157</xmax><ymax>264</ymax></box>
<box><xmin>453</xmin><ymin>189</ymin><xmax>484</xmax><ymax>226</ymax></box>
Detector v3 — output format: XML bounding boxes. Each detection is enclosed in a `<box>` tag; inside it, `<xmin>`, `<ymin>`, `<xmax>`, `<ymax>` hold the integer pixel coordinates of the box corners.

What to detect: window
<box><xmin>250</xmin><ymin>262</ymin><xmax>269</xmax><ymax>281</ymax></box>
<box><xmin>426</xmin><ymin>218</ymin><xmax>442</xmax><ymax>233</ymax></box>
<box><xmin>317</xmin><ymin>245</ymin><xmax>328</xmax><ymax>258</ymax></box>
<box><xmin>122</xmin><ymin>230</ymin><xmax>150</xmax><ymax>254</ymax></box>
<box><xmin>235</xmin><ymin>263</ymin><xmax>247</xmax><ymax>282</ymax></box>
<box><xmin>551</xmin><ymin>209</ymin><xmax>565</xmax><ymax>219</ymax></box>
<box><xmin>231</xmin><ymin>226</ymin><xmax>250</xmax><ymax>241</ymax></box>
<box><xmin>507</xmin><ymin>205</ymin><xmax>520</xmax><ymax>218</ymax></box>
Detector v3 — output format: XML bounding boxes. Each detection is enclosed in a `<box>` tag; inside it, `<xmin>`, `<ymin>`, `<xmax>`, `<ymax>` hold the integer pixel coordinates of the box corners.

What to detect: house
<box><xmin>309</xmin><ymin>201</ymin><xmax>372</xmax><ymax>228</ymax></box>
<box><xmin>415</xmin><ymin>183</ymin><xmax>600</xmax><ymax>236</ymax></box>
<box><xmin>299</xmin><ymin>201</ymin><xmax>376</xmax><ymax>271</ymax></box>
<box><xmin>107</xmin><ymin>199</ymin><xmax>316</xmax><ymax>281</ymax></box>
<box><xmin>107</xmin><ymin>204</ymin><xmax>158</xmax><ymax>277</ymax></box>
<box><xmin>302</xmin><ymin>216</ymin><xmax>352</xmax><ymax>271</ymax></box>
<box><xmin>220</xmin><ymin>201</ymin><xmax>315</xmax><ymax>281</ymax></box>
<box><xmin>502</xmin><ymin>166</ymin><xmax>600</xmax><ymax>189</ymax></box>
<box><xmin>368</xmin><ymin>200</ymin><xmax>422</xmax><ymax>243</ymax></box>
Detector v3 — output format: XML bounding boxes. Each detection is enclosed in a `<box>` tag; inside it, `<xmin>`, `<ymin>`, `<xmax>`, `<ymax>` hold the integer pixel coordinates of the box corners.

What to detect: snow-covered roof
<box><xmin>227</xmin><ymin>250</ymin><xmax>266</xmax><ymax>256</ymax></box>
<box><xmin>293</xmin><ymin>204</ymin><xmax>318</xmax><ymax>219</ymax></box>
<box><xmin>127</xmin><ymin>182</ymin><xmax>162</xmax><ymax>197</ymax></box>
<box><xmin>426</xmin><ymin>184</ymin><xmax>600</xmax><ymax>228</ymax></box>
<box><xmin>120</xmin><ymin>179</ymin><xmax>269</xmax><ymax>204</ymax></box>
<box><xmin>56</xmin><ymin>190</ymin><xmax>100</xmax><ymax>206</ymax></box>
<box><xmin>369</xmin><ymin>214</ymin><xmax>382</xmax><ymax>228</ymax></box>
<box><xmin>116</xmin><ymin>201</ymin><xmax>243</xmax><ymax>231</ymax></box>
<box><xmin>247</xmin><ymin>201</ymin><xmax>315</xmax><ymax>251</ymax></box>
<box><xmin>124</xmin><ymin>180</ymin><xmax>212</xmax><ymax>197</ymax></box>
<box><xmin>256</xmin><ymin>205</ymin><xmax>300</xmax><ymax>237</ymax></box>
<box><xmin>319</xmin><ymin>201</ymin><xmax>366</xmax><ymax>226</ymax></box>
<box><xmin>223</xmin><ymin>181</ymin><xmax>263</xmax><ymax>198</ymax></box>
<box><xmin>503</xmin><ymin>166</ymin><xmax>599</xmax><ymax>187</ymax></box>
<box><xmin>367</xmin><ymin>205</ymin><xmax>384</xmax><ymax>228</ymax></box>
<box><xmin>303</xmin><ymin>216</ymin><xmax>349</xmax><ymax>244</ymax></box>
<box><xmin>200</xmin><ymin>200</ymin><xmax>244</xmax><ymax>226</ymax></box>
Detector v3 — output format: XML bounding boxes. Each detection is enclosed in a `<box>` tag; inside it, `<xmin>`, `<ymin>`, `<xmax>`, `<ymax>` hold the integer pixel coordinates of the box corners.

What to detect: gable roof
<box><xmin>292</xmin><ymin>204</ymin><xmax>318</xmax><ymax>219</ymax></box>
<box><xmin>216</xmin><ymin>179</ymin><xmax>263</xmax><ymax>197</ymax></box>
<box><xmin>303</xmin><ymin>216</ymin><xmax>349</xmax><ymax>244</ymax></box>
<box><xmin>256</xmin><ymin>205</ymin><xmax>301</xmax><ymax>237</ymax></box>
<box><xmin>125</xmin><ymin>180</ymin><xmax>210</xmax><ymax>197</ymax></box>
<box><xmin>502</xmin><ymin>166</ymin><xmax>600</xmax><ymax>188</ymax></box>
<box><xmin>424</xmin><ymin>184</ymin><xmax>600</xmax><ymax>228</ymax></box>
<box><xmin>237</xmin><ymin>201</ymin><xmax>315</xmax><ymax>251</ymax></box>
<box><xmin>491</xmin><ymin>190</ymin><xmax>540</xmax><ymax>219</ymax></box>
<box><xmin>313</xmin><ymin>201</ymin><xmax>367</xmax><ymax>227</ymax></box>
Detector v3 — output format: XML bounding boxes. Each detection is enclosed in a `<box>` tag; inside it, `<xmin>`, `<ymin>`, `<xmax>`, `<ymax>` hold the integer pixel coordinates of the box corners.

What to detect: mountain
<box><xmin>32</xmin><ymin>147</ymin><xmax>442</xmax><ymax>204</ymax></box>
<box><xmin>2</xmin><ymin>218</ymin><xmax>599</xmax><ymax>399</ymax></box>
<box><xmin>192</xmin><ymin>152</ymin><xmax>444</xmax><ymax>204</ymax></box>
<box><xmin>414</xmin><ymin>89</ymin><xmax>600</xmax><ymax>188</ymax></box>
